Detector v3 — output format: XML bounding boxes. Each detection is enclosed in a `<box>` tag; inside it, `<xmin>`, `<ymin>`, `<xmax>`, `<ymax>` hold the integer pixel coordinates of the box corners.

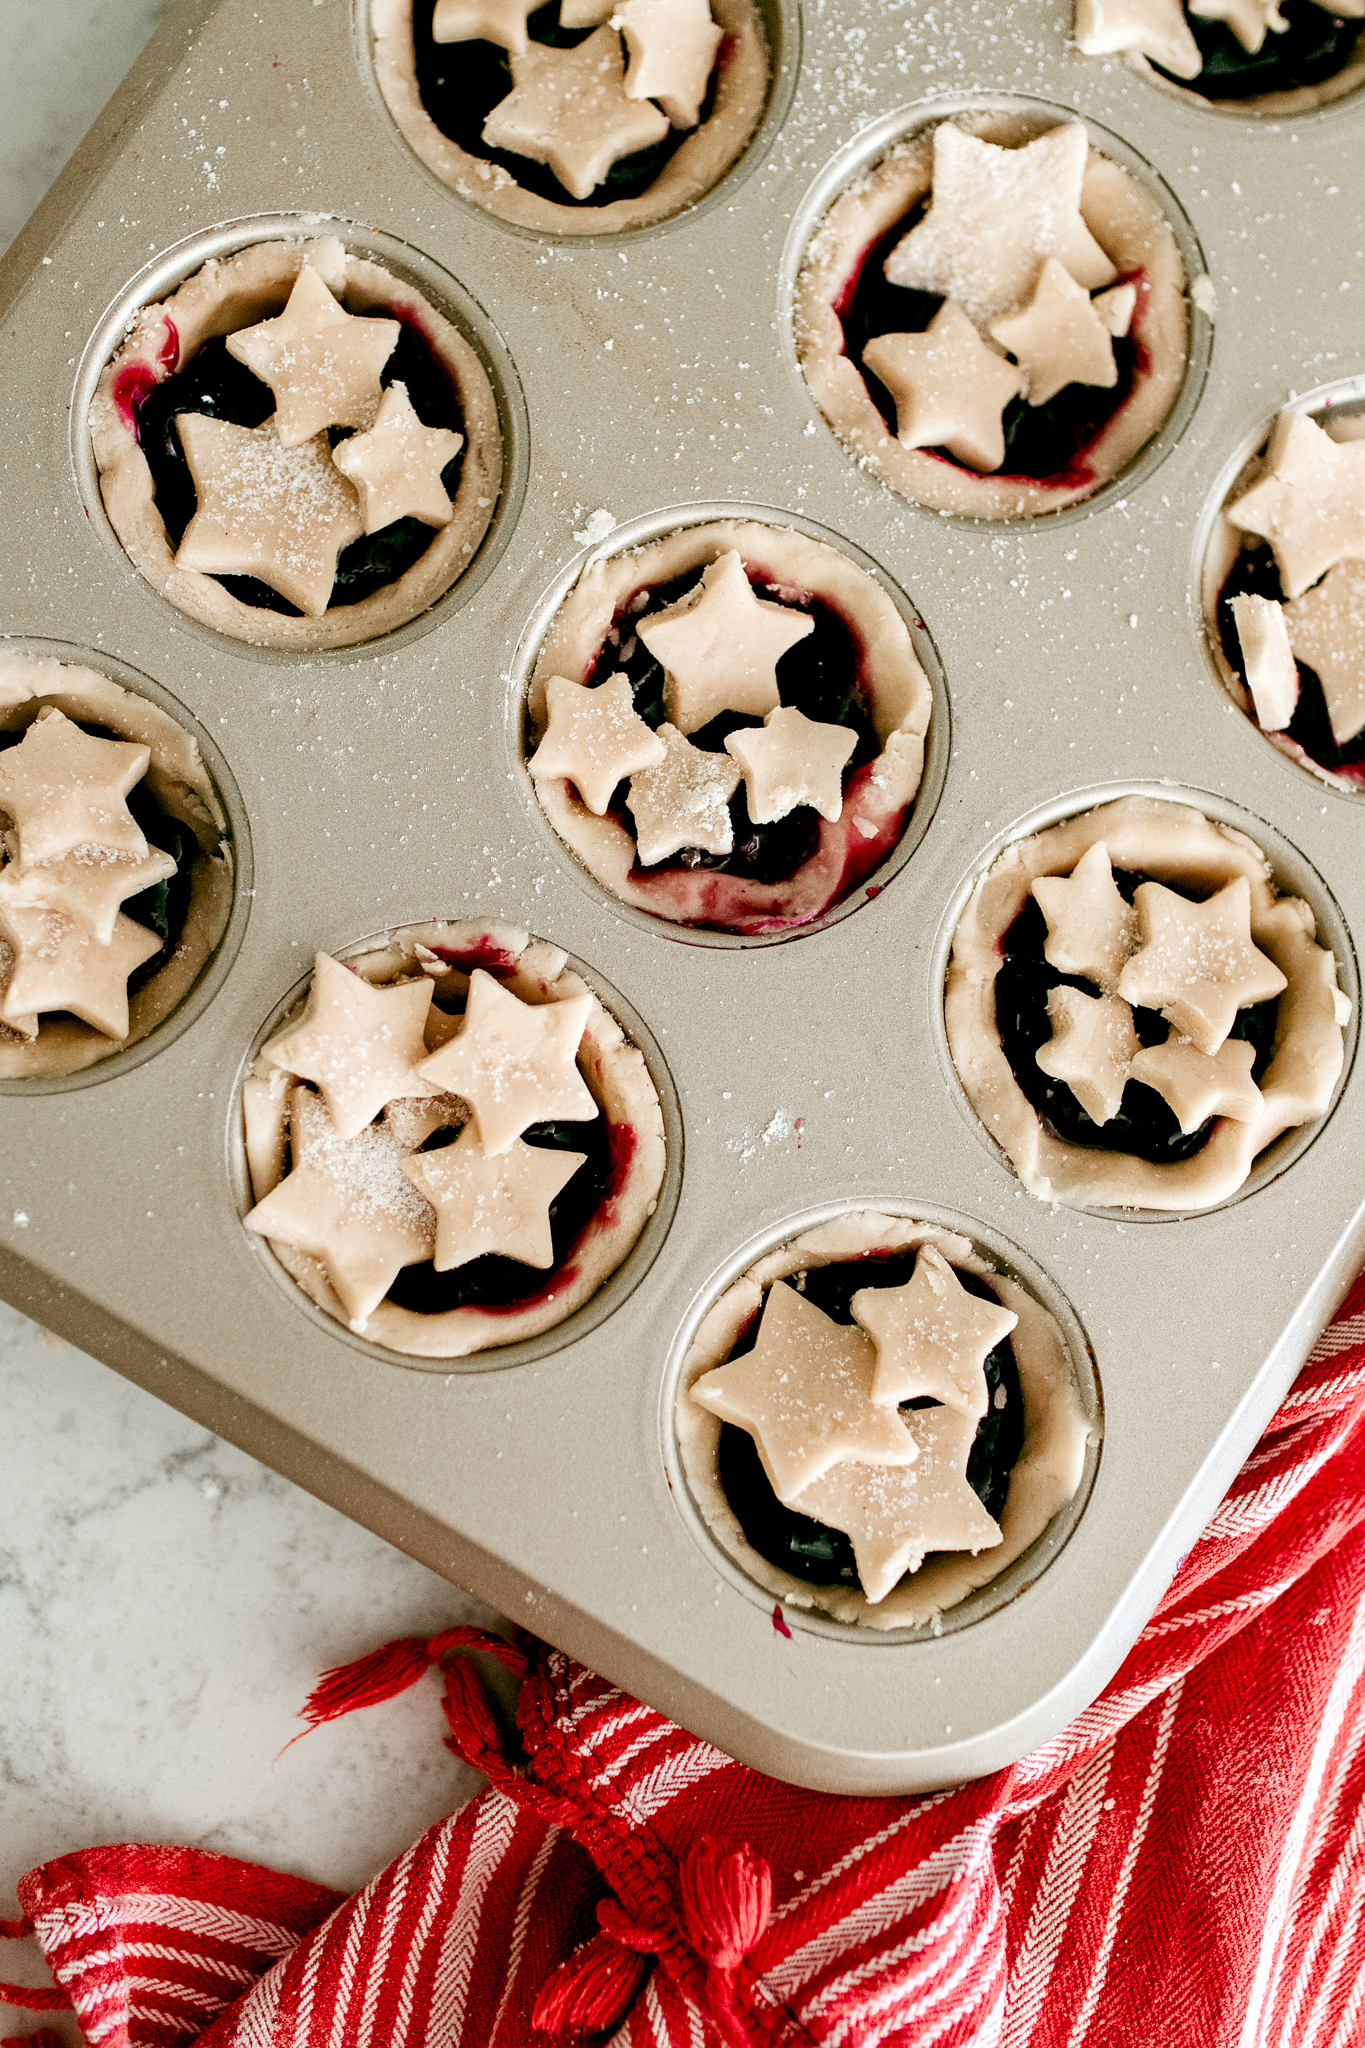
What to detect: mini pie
<box><xmin>241</xmin><ymin>921</ymin><xmax>665</xmax><ymax>1358</ymax></box>
<box><xmin>526</xmin><ymin>519</ymin><xmax>933</xmax><ymax>935</ymax></box>
<box><xmin>0</xmin><ymin>656</ymin><xmax>233</xmax><ymax>1080</ymax></box>
<box><xmin>1204</xmin><ymin>407</ymin><xmax>1365</xmax><ymax>793</ymax></box>
<box><xmin>371</xmin><ymin>0</ymin><xmax>768</xmax><ymax>235</ymax></box>
<box><xmin>676</xmin><ymin>1211</ymin><xmax>1092</xmax><ymax>1630</ymax></box>
<box><xmin>90</xmin><ymin>235</ymin><xmax>501</xmax><ymax>650</ymax></box>
<box><xmin>945</xmin><ymin>796</ymin><xmax>1351</xmax><ymax>1211</ymax></box>
<box><xmin>1074</xmin><ymin>0</ymin><xmax>1365</xmax><ymax>116</ymax></box>
<box><xmin>794</xmin><ymin>112</ymin><xmax>1188</xmax><ymax>520</ymax></box>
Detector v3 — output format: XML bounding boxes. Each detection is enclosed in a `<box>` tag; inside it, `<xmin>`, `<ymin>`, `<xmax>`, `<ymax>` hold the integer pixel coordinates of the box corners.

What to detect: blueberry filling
<box><xmin>994</xmin><ymin>871</ymin><xmax>1279</xmax><ymax>1166</ymax></box>
<box><xmin>1152</xmin><ymin>0</ymin><xmax>1362</xmax><ymax>99</ymax></box>
<box><xmin>410</xmin><ymin>0</ymin><xmax>716</xmax><ymax>207</ymax></box>
<box><xmin>132</xmin><ymin>323</ymin><xmax>466</xmax><ymax>617</ymax></box>
<box><xmin>717</xmin><ymin>1254</ymin><xmax>1025</xmax><ymax>1593</ymax></box>
<box><xmin>1218</xmin><ymin>539</ymin><xmax>1365</xmax><ymax>785</ymax></box>
<box><xmin>837</xmin><ymin>213</ymin><xmax>1140</xmax><ymax>484</ymax></box>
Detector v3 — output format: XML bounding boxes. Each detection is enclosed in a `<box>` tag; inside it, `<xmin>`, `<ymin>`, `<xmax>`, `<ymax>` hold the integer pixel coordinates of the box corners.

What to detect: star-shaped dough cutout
<box><xmin>850</xmin><ymin>1245</ymin><xmax>1018</xmax><ymax>1418</ymax></box>
<box><xmin>861</xmin><ymin>302</ymin><xmax>1022</xmax><ymax>474</ymax></box>
<box><xmin>1035</xmin><ymin>984</ymin><xmax>1140</xmax><ymax>1126</ymax></box>
<box><xmin>626</xmin><ymin>722</ymin><xmax>741</xmax><ymax>865</ymax></box>
<box><xmin>244</xmin><ymin>1091</ymin><xmax>435</xmax><ymax>1332</ymax></box>
<box><xmin>0</xmin><ymin>897</ymin><xmax>161</xmax><ymax>1040</ymax></box>
<box><xmin>175</xmin><ymin>416</ymin><xmax>364</xmax><ymax>617</ymax></box>
<box><xmin>225</xmin><ymin>266</ymin><xmax>399</xmax><ymax>449</ymax></box>
<box><xmin>691</xmin><ymin>1281</ymin><xmax>918</xmax><ymax>1505</ymax></box>
<box><xmin>637</xmin><ymin>551</ymin><xmax>814</xmax><ymax>738</ymax></box>
<box><xmin>0</xmin><ymin>846</ymin><xmax>176</xmax><ymax>947</ymax></box>
<box><xmin>989</xmin><ymin>257</ymin><xmax>1118</xmax><ymax>409</ymax></box>
<box><xmin>482</xmin><ymin>28</ymin><xmax>670</xmax><ymax>202</ymax></box>
<box><xmin>1189</xmin><ymin>0</ymin><xmax>1287</xmax><ymax>53</ymax></box>
<box><xmin>724</xmin><ymin>707</ymin><xmax>856</xmax><ymax>825</ymax></box>
<box><xmin>402</xmin><ymin>1125</ymin><xmax>586</xmax><ymax>1271</ymax></box>
<box><xmin>1031</xmin><ymin>842</ymin><xmax>1138</xmax><ymax>994</ymax></box>
<box><xmin>618</xmin><ymin>0</ymin><xmax>724</xmax><ymax>128</ymax></box>
<box><xmin>1227</xmin><ymin>412</ymin><xmax>1365</xmax><ymax>601</ymax></box>
<box><xmin>262</xmin><ymin>952</ymin><xmax>439</xmax><ymax>1141</ymax></box>
<box><xmin>791</xmin><ymin>1408</ymin><xmax>1001</xmax><ymax>1603</ymax></box>
<box><xmin>1074</xmin><ymin>0</ymin><xmax>1203</xmax><ymax>78</ymax></box>
<box><xmin>1231</xmin><ymin>593</ymin><xmax>1299</xmax><ymax>732</ymax></box>
<box><xmin>417</xmin><ymin>969</ymin><xmax>597</xmax><ymax>1155</ymax></box>
<box><xmin>528</xmin><ymin>672</ymin><xmax>666</xmax><ymax>816</ymax></box>
<box><xmin>1092</xmin><ymin>282</ymin><xmax>1136</xmax><ymax>337</ymax></box>
<box><xmin>0</xmin><ymin>709</ymin><xmax>150</xmax><ymax>868</ymax></box>
<box><xmin>883</xmin><ymin>122</ymin><xmax>1118</xmax><ymax>333</ymax></box>
<box><xmin>1117</xmin><ymin>876</ymin><xmax>1288</xmax><ymax>1057</ymax></box>
<box><xmin>1130</xmin><ymin>1032</ymin><xmax>1263</xmax><ymax>1135</ymax></box>
<box><xmin>331</xmin><ymin>382</ymin><xmax>464</xmax><ymax>536</ymax></box>
<box><xmin>1284</xmin><ymin>558</ymin><xmax>1365</xmax><ymax>747</ymax></box>
<box><xmin>431</xmin><ymin>0</ymin><xmax>540</xmax><ymax>52</ymax></box>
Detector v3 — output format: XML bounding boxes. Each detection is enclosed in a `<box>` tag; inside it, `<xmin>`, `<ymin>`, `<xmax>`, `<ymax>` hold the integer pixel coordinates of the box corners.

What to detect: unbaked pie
<box><xmin>1074</xmin><ymin>0</ymin><xmax>1365</xmax><ymax>115</ymax></box>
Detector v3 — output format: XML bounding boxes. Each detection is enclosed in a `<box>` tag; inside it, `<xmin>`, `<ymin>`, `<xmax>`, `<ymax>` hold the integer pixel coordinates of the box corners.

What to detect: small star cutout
<box><xmin>850</xmin><ymin>1245</ymin><xmax>1018</xmax><ymax>1417</ymax></box>
<box><xmin>1227</xmin><ymin>411</ymin><xmax>1365</xmax><ymax>601</ymax></box>
<box><xmin>417</xmin><ymin>968</ymin><xmax>597</xmax><ymax>1155</ymax></box>
<box><xmin>1093</xmin><ymin>282</ymin><xmax>1137</xmax><ymax>337</ymax></box>
<box><xmin>861</xmin><ymin>301</ymin><xmax>1022</xmax><ymax>473</ymax></box>
<box><xmin>431</xmin><ymin>0</ymin><xmax>541</xmax><ymax>53</ymax></box>
<box><xmin>262</xmin><ymin>952</ymin><xmax>439</xmax><ymax>1142</ymax></box>
<box><xmin>331</xmin><ymin>381</ymin><xmax>464</xmax><ymax>535</ymax></box>
<box><xmin>0</xmin><ymin>709</ymin><xmax>151</xmax><ymax>868</ymax></box>
<box><xmin>1035</xmin><ymin>984</ymin><xmax>1140</xmax><ymax>1126</ymax></box>
<box><xmin>175</xmin><ymin>416</ymin><xmax>364</xmax><ymax>617</ymax></box>
<box><xmin>618</xmin><ymin>0</ymin><xmax>724</xmax><ymax>128</ymax></box>
<box><xmin>0</xmin><ymin>897</ymin><xmax>161</xmax><ymax>1040</ymax></box>
<box><xmin>626</xmin><ymin>722</ymin><xmax>741</xmax><ymax>865</ymax></box>
<box><xmin>1284</xmin><ymin>559</ymin><xmax>1365</xmax><ymax>747</ymax></box>
<box><xmin>989</xmin><ymin>257</ymin><xmax>1117</xmax><ymax>408</ymax></box>
<box><xmin>883</xmin><ymin>122</ymin><xmax>1118</xmax><ymax>333</ymax></box>
<box><xmin>528</xmin><ymin>672</ymin><xmax>667</xmax><ymax>816</ymax></box>
<box><xmin>1230</xmin><ymin>593</ymin><xmax>1299</xmax><ymax>732</ymax></box>
<box><xmin>1130</xmin><ymin>1032</ymin><xmax>1263</xmax><ymax>1135</ymax></box>
<box><xmin>403</xmin><ymin>1125</ymin><xmax>586</xmax><ymax>1271</ymax></box>
<box><xmin>791</xmin><ymin>1408</ymin><xmax>1001</xmax><ymax>1603</ymax></box>
<box><xmin>724</xmin><ymin>707</ymin><xmax>857</xmax><ymax>825</ymax></box>
<box><xmin>0</xmin><ymin>846</ymin><xmax>176</xmax><ymax>947</ymax></box>
<box><xmin>636</xmin><ymin>550</ymin><xmax>814</xmax><ymax>737</ymax></box>
<box><xmin>1031</xmin><ymin>842</ymin><xmax>1139</xmax><ymax>994</ymax></box>
<box><xmin>1118</xmin><ymin>876</ymin><xmax>1288</xmax><ymax>1057</ymax></box>
<box><xmin>481</xmin><ymin>28</ymin><xmax>671</xmax><ymax>202</ymax></box>
<box><xmin>1073</xmin><ymin>0</ymin><xmax>1203</xmax><ymax>79</ymax></box>
<box><xmin>1188</xmin><ymin>0</ymin><xmax>1287</xmax><ymax>54</ymax></box>
<box><xmin>691</xmin><ymin>1281</ymin><xmax>918</xmax><ymax>1505</ymax></box>
<box><xmin>225</xmin><ymin>266</ymin><xmax>399</xmax><ymax>449</ymax></box>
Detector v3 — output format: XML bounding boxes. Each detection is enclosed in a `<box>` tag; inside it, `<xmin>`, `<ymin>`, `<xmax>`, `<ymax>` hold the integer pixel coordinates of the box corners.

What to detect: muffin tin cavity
<box><xmin>1073</xmin><ymin>0</ymin><xmax>1365</xmax><ymax>117</ymax></box>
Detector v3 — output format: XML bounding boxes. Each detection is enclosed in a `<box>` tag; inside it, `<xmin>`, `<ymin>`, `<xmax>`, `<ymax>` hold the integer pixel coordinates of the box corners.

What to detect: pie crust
<box><xmin>794</xmin><ymin>111</ymin><xmax>1189</xmax><ymax>520</ymax></box>
<box><xmin>675</xmin><ymin>1211</ymin><xmax>1092</xmax><ymax>1630</ymax></box>
<box><xmin>945</xmin><ymin>796</ymin><xmax>1350</xmax><ymax>1210</ymax></box>
<box><xmin>1105</xmin><ymin>29</ymin><xmax>1365</xmax><ymax>118</ymax></box>
<box><xmin>90</xmin><ymin>236</ymin><xmax>502</xmax><ymax>650</ymax></box>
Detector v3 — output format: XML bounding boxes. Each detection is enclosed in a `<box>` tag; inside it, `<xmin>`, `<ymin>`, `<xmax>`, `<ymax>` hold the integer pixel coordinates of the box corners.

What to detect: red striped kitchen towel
<box><xmin>5</xmin><ymin>1267</ymin><xmax>1365</xmax><ymax>2048</ymax></box>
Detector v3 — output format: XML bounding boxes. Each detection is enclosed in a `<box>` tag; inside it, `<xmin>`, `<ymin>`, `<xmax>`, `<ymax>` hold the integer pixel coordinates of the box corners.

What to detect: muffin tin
<box><xmin>0</xmin><ymin>0</ymin><xmax>1362</xmax><ymax>1794</ymax></box>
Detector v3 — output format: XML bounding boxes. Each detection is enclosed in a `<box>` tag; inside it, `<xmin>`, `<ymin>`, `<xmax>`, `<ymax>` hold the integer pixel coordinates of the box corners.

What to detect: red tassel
<box><xmin>531</xmin><ymin>1931</ymin><xmax>650</xmax><ymax>2035</ymax></box>
<box><xmin>2</xmin><ymin>2031</ymin><xmax>67</xmax><ymax>2048</ymax></box>
<box><xmin>297</xmin><ymin>1625</ymin><xmax>531</xmax><ymax>1730</ymax></box>
<box><xmin>0</xmin><ymin>1988</ymin><xmax>67</xmax><ymax>2013</ymax></box>
<box><xmin>0</xmin><ymin>1923</ymin><xmax>31</xmax><ymax>1941</ymax></box>
<box><xmin>678</xmin><ymin>1837</ymin><xmax>773</xmax><ymax>1972</ymax></box>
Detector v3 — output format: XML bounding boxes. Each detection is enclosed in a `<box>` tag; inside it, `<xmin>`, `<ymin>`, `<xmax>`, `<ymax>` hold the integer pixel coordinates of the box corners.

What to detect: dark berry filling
<box><xmin>717</xmin><ymin>1254</ymin><xmax>1025</xmax><ymax>1594</ymax></box>
<box><xmin>836</xmin><ymin>212</ymin><xmax>1141</xmax><ymax>485</ymax></box>
<box><xmin>995</xmin><ymin>870</ymin><xmax>1279</xmax><ymax>1166</ymax></box>
<box><xmin>1152</xmin><ymin>0</ymin><xmax>1362</xmax><ymax>100</ymax></box>
<box><xmin>1218</xmin><ymin>538</ymin><xmax>1365</xmax><ymax>788</ymax></box>
<box><xmin>411</xmin><ymin>0</ymin><xmax>715</xmax><ymax>207</ymax></box>
<box><xmin>132</xmin><ymin>320</ymin><xmax>466</xmax><ymax>617</ymax></box>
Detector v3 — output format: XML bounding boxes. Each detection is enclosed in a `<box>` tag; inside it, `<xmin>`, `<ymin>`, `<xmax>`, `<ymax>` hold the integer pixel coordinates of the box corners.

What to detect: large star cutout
<box><xmin>481</xmin><ymin>28</ymin><xmax>670</xmax><ymax>202</ymax></box>
<box><xmin>0</xmin><ymin>846</ymin><xmax>175</xmax><ymax>946</ymax></box>
<box><xmin>331</xmin><ymin>382</ymin><xmax>463</xmax><ymax>536</ymax></box>
<box><xmin>1130</xmin><ymin>1032</ymin><xmax>1263</xmax><ymax>1135</ymax></box>
<box><xmin>791</xmin><ymin>1408</ymin><xmax>1001</xmax><ymax>1604</ymax></box>
<box><xmin>262</xmin><ymin>952</ymin><xmax>439</xmax><ymax>1141</ymax></box>
<box><xmin>0</xmin><ymin>897</ymin><xmax>161</xmax><ymax>1040</ymax></box>
<box><xmin>1227</xmin><ymin>412</ymin><xmax>1365</xmax><ymax>601</ymax></box>
<box><xmin>691</xmin><ymin>1281</ymin><xmax>917</xmax><ymax>1505</ymax></box>
<box><xmin>636</xmin><ymin>550</ymin><xmax>814</xmax><ymax>737</ymax></box>
<box><xmin>1285</xmin><ymin>558</ymin><xmax>1365</xmax><ymax>747</ymax></box>
<box><xmin>528</xmin><ymin>672</ymin><xmax>666</xmax><ymax>816</ymax></box>
<box><xmin>989</xmin><ymin>258</ymin><xmax>1117</xmax><ymax>408</ymax></box>
<box><xmin>883</xmin><ymin>122</ymin><xmax>1118</xmax><ymax>333</ymax></box>
<box><xmin>402</xmin><ymin>1125</ymin><xmax>585</xmax><ymax>1271</ymax></box>
<box><xmin>850</xmin><ymin>1245</ymin><xmax>1018</xmax><ymax>1417</ymax></box>
<box><xmin>724</xmin><ymin>706</ymin><xmax>856</xmax><ymax>825</ymax></box>
<box><xmin>244</xmin><ymin>1091</ymin><xmax>435</xmax><ymax>1332</ymax></box>
<box><xmin>1189</xmin><ymin>0</ymin><xmax>1287</xmax><ymax>53</ymax></box>
<box><xmin>626</xmin><ymin>722</ymin><xmax>741</xmax><ymax>865</ymax></box>
<box><xmin>1031</xmin><ymin>842</ymin><xmax>1138</xmax><ymax>994</ymax></box>
<box><xmin>0</xmin><ymin>709</ymin><xmax>150</xmax><ymax>868</ymax></box>
<box><xmin>1035</xmin><ymin>984</ymin><xmax>1140</xmax><ymax>1126</ymax></box>
<box><xmin>225</xmin><ymin>266</ymin><xmax>398</xmax><ymax>449</ymax></box>
<box><xmin>861</xmin><ymin>302</ymin><xmax>1022</xmax><ymax>474</ymax></box>
<box><xmin>417</xmin><ymin>969</ymin><xmax>597</xmax><ymax>1155</ymax></box>
<box><xmin>618</xmin><ymin>0</ymin><xmax>724</xmax><ymax>128</ymax></box>
<box><xmin>1231</xmin><ymin>593</ymin><xmax>1299</xmax><ymax>732</ymax></box>
<box><xmin>1073</xmin><ymin>0</ymin><xmax>1203</xmax><ymax>78</ymax></box>
<box><xmin>1118</xmin><ymin>876</ymin><xmax>1288</xmax><ymax>1056</ymax></box>
<box><xmin>175</xmin><ymin>416</ymin><xmax>364</xmax><ymax>617</ymax></box>
<box><xmin>431</xmin><ymin>0</ymin><xmax>540</xmax><ymax>53</ymax></box>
